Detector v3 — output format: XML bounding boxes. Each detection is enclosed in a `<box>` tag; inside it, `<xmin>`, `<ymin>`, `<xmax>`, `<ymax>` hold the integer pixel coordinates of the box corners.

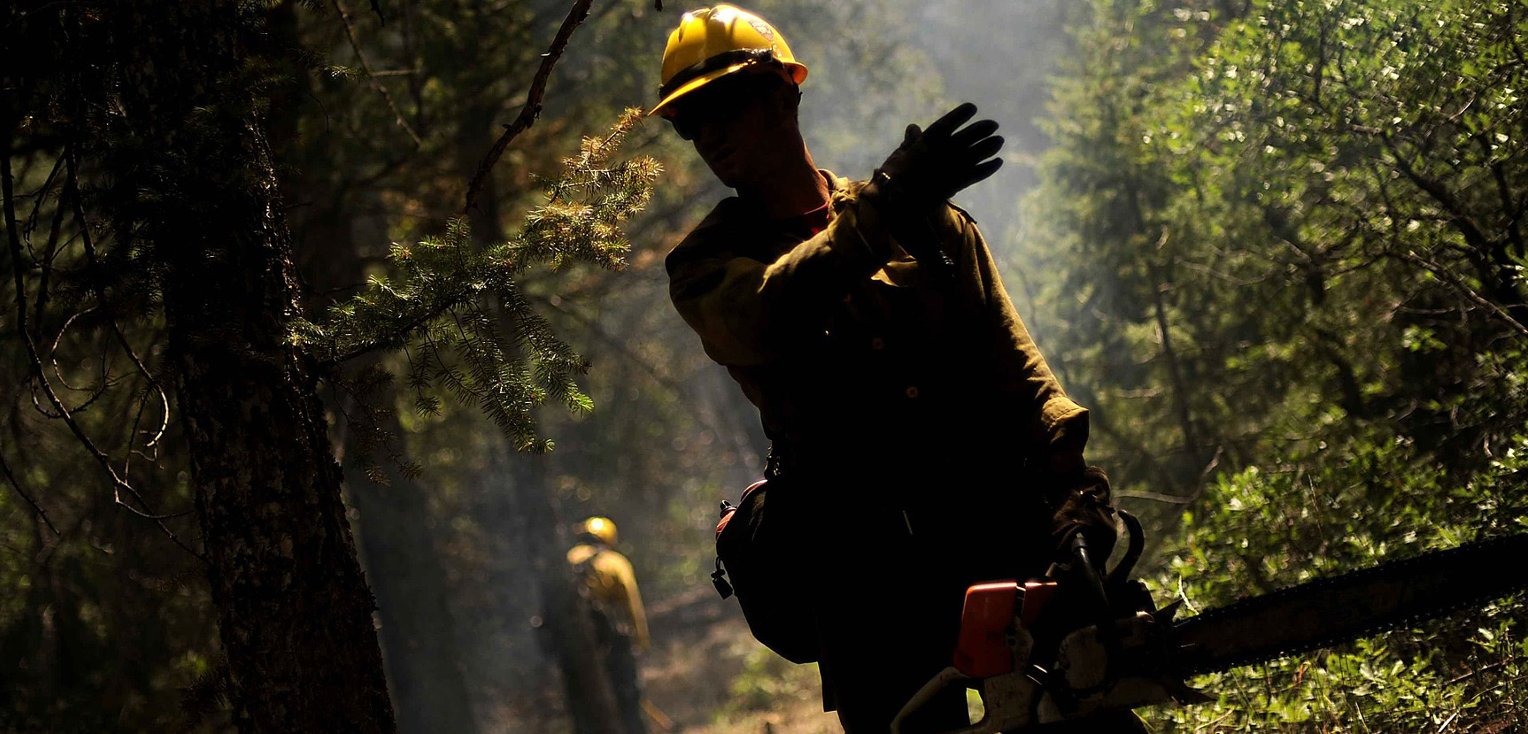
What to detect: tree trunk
<box><xmin>271</xmin><ymin>77</ymin><xmax>480</xmax><ymax>734</ymax></box>
<box><xmin>341</xmin><ymin>396</ymin><xmax>481</xmax><ymax>734</ymax></box>
<box><xmin>103</xmin><ymin>2</ymin><xmax>396</xmax><ymax>730</ymax></box>
<box><xmin>508</xmin><ymin>454</ymin><xmax>625</xmax><ymax>734</ymax></box>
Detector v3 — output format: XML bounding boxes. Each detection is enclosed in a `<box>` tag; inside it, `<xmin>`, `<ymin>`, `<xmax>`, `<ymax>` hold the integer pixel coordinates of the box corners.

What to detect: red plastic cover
<box><xmin>952</xmin><ymin>580</ymin><xmax>1021</xmax><ymax>677</ymax></box>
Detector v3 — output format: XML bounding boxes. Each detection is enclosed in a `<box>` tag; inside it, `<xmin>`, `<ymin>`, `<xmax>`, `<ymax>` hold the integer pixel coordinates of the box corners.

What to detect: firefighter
<box><xmin>568</xmin><ymin>516</ymin><xmax>651</xmax><ymax>734</ymax></box>
<box><xmin>652</xmin><ymin>5</ymin><xmax>1142</xmax><ymax>733</ymax></box>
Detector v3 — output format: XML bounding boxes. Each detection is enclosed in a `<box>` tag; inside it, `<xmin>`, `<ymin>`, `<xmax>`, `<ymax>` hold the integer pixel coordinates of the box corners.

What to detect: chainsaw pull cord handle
<box><xmin>1068</xmin><ymin>532</ymin><xmax>1111</xmax><ymax>625</ymax></box>
<box><xmin>1061</xmin><ymin>531</ymin><xmax>1136</xmax><ymax>707</ymax></box>
<box><xmin>1107</xmin><ymin>509</ymin><xmax>1145</xmax><ymax>590</ymax></box>
<box><xmin>1056</xmin><ymin>507</ymin><xmax>1145</xmax><ymax>593</ymax></box>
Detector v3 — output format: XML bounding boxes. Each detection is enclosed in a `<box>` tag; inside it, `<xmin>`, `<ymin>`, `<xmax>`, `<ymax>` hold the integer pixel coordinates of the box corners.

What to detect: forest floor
<box><xmin>490</xmin><ymin>586</ymin><xmax>840</xmax><ymax>734</ymax></box>
<box><xmin>640</xmin><ymin>587</ymin><xmax>840</xmax><ymax>734</ymax></box>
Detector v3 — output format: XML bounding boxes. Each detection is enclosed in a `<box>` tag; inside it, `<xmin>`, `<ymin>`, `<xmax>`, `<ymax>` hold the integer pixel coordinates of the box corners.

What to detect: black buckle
<box><xmin>711</xmin><ymin>558</ymin><xmax>734</xmax><ymax>599</ymax></box>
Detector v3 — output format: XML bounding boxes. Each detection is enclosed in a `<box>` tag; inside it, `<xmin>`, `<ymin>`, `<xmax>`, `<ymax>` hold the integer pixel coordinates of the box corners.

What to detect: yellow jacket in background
<box><xmin>567</xmin><ymin>543</ymin><xmax>651</xmax><ymax>650</ymax></box>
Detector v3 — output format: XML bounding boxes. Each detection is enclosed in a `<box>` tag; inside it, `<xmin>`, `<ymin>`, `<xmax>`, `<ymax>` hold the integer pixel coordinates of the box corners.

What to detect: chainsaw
<box><xmin>892</xmin><ymin>512</ymin><xmax>1528</xmax><ymax>733</ymax></box>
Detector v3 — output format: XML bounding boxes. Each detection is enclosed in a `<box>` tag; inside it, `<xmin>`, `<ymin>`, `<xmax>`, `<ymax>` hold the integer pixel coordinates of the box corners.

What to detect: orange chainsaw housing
<box><xmin>953</xmin><ymin>581</ymin><xmax>1021</xmax><ymax>677</ymax></box>
<box><xmin>952</xmin><ymin>579</ymin><xmax>1060</xmax><ymax>678</ymax></box>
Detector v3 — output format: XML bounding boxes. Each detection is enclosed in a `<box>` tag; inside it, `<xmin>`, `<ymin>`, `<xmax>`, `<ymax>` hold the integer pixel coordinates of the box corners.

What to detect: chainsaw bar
<box><xmin>1170</xmin><ymin>532</ymin><xmax>1528</xmax><ymax>676</ymax></box>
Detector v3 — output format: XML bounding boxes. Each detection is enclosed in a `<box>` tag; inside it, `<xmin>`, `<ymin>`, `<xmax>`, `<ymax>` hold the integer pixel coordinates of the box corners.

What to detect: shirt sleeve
<box><xmin>666</xmin><ymin>185</ymin><xmax>903</xmax><ymax>368</ymax></box>
<box><xmin>667</xmin><ymin>184</ymin><xmax>1089</xmax><ymax>457</ymax></box>
<box><xmin>941</xmin><ymin>205</ymin><xmax>1090</xmax><ymax>458</ymax></box>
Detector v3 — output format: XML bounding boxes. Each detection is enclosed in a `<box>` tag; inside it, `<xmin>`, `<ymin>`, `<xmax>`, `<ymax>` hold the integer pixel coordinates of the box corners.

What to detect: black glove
<box><xmin>873</xmin><ymin>102</ymin><xmax>1005</xmax><ymax>211</ymax></box>
<box><xmin>1049</xmin><ymin>465</ymin><xmax>1119</xmax><ymax>568</ymax></box>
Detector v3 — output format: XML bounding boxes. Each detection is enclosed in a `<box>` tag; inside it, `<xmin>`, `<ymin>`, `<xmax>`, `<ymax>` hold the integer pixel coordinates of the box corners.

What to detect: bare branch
<box><xmin>1394</xmin><ymin>248</ymin><xmax>1528</xmax><ymax>340</ymax></box>
<box><xmin>331</xmin><ymin>0</ymin><xmax>423</xmax><ymax>147</ymax></box>
<box><xmin>464</xmin><ymin>0</ymin><xmax>595</xmax><ymax>214</ymax></box>
<box><xmin>1146</xmin><ymin>230</ymin><xmax>1202</xmax><ymax>466</ymax></box>
<box><xmin>4</xmin><ymin>141</ymin><xmax>199</xmax><ymax>558</ymax></box>
<box><xmin>1115</xmin><ymin>489</ymin><xmax>1196</xmax><ymax>505</ymax></box>
<box><xmin>1472</xmin><ymin>132</ymin><xmax>1525</xmax><ymax>253</ymax></box>
<box><xmin>20</xmin><ymin>156</ymin><xmax>65</xmax><ymax>254</ymax></box>
<box><xmin>1383</xmin><ymin>132</ymin><xmax>1494</xmax><ymax>253</ymax></box>
<box><xmin>68</xmin><ymin>154</ymin><xmax>172</xmax><ymax>452</ymax></box>
<box><xmin>1365</xmin><ymin>154</ymin><xmax>1528</xmax><ymax>338</ymax></box>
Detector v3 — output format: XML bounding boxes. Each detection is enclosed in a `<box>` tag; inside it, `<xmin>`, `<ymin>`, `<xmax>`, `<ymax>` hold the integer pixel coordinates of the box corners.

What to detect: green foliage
<box><xmin>1148</xmin><ymin>430</ymin><xmax>1528</xmax><ymax>731</ymax></box>
<box><xmin>1028</xmin><ymin>0</ymin><xmax>1528</xmax><ymax>729</ymax></box>
<box><xmin>1029</xmin><ymin>0</ymin><xmax>1528</xmax><ymax>497</ymax></box>
<box><xmin>721</xmin><ymin>646</ymin><xmax>820</xmax><ymax>715</ymax></box>
<box><xmin>1167</xmin><ymin>431</ymin><xmax>1528</xmax><ymax>604</ymax></box>
<box><xmin>297</xmin><ymin>109</ymin><xmax>659</xmax><ymax>453</ymax></box>
<box><xmin>3</xmin><ymin>5</ymin><xmax>236</xmax><ymax>729</ymax></box>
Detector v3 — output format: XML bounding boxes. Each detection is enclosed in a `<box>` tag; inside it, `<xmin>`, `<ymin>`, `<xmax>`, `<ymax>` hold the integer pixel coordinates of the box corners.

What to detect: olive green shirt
<box><xmin>666</xmin><ymin>172</ymin><xmax>1087</xmax><ymax>473</ymax></box>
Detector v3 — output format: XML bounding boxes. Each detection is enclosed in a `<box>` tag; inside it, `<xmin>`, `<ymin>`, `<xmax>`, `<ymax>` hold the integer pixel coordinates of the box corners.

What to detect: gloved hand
<box><xmin>872</xmin><ymin>102</ymin><xmax>1005</xmax><ymax>211</ymax></box>
<box><xmin>1049</xmin><ymin>465</ymin><xmax>1119</xmax><ymax>569</ymax></box>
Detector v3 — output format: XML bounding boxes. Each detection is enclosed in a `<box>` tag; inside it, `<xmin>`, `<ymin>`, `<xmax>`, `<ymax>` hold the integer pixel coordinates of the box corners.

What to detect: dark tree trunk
<box><xmin>100</xmin><ymin>2</ymin><xmax>395</xmax><ymax>730</ymax></box>
<box><xmin>342</xmin><ymin>400</ymin><xmax>481</xmax><ymax>734</ymax></box>
<box><xmin>458</xmin><ymin>101</ymin><xmax>506</xmax><ymax>243</ymax></box>
<box><xmin>272</xmin><ymin>83</ymin><xmax>480</xmax><ymax>734</ymax></box>
<box><xmin>508</xmin><ymin>454</ymin><xmax>625</xmax><ymax>734</ymax></box>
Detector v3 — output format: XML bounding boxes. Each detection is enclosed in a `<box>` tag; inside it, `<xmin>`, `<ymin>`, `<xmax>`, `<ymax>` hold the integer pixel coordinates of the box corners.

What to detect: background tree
<box><xmin>3</xmin><ymin>0</ymin><xmax>655</xmax><ymax>730</ymax></box>
<box><xmin>4</xmin><ymin>1</ymin><xmax>397</xmax><ymax>730</ymax></box>
<box><xmin>1027</xmin><ymin>0</ymin><xmax>1527</xmax><ymax>728</ymax></box>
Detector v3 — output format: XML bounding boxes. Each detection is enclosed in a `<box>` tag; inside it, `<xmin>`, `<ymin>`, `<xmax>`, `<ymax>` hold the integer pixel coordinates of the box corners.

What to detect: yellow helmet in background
<box><xmin>650</xmin><ymin>4</ymin><xmax>808</xmax><ymax>118</ymax></box>
<box><xmin>576</xmin><ymin>516</ymin><xmax>619</xmax><ymax>546</ymax></box>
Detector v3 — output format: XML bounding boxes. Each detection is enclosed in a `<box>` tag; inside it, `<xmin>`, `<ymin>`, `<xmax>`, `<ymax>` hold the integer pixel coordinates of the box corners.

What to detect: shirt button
<box><xmin>904</xmin><ymin>386</ymin><xmax>920</xmax><ymax>399</ymax></box>
<box><xmin>870</xmin><ymin>337</ymin><xmax>885</xmax><ymax>350</ymax></box>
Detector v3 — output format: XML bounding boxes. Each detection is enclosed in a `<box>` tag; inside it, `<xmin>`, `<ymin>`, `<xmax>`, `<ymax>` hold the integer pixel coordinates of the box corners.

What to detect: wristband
<box><xmin>866</xmin><ymin>168</ymin><xmax>957</xmax><ymax>276</ymax></box>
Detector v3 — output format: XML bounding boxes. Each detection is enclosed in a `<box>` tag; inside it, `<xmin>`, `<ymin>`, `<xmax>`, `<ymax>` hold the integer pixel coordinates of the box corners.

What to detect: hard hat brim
<box><xmin>648</xmin><ymin>60</ymin><xmax>807</xmax><ymax>118</ymax></box>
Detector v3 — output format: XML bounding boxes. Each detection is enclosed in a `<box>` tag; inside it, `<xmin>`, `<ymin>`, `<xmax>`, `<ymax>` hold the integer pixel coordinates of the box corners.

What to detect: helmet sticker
<box><xmin>748</xmin><ymin>18</ymin><xmax>774</xmax><ymax>40</ymax></box>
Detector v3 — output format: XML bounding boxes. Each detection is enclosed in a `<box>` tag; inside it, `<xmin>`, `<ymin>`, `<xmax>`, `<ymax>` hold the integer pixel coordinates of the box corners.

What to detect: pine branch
<box><xmin>301</xmin><ymin>109</ymin><xmax>659</xmax><ymax>452</ymax></box>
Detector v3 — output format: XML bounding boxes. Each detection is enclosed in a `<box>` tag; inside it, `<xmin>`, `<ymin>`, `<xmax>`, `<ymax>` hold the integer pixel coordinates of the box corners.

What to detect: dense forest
<box><xmin>1</xmin><ymin>0</ymin><xmax>1523</xmax><ymax>733</ymax></box>
<box><xmin>1027</xmin><ymin>0</ymin><xmax>1527</xmax><ymax>729</ymax></box>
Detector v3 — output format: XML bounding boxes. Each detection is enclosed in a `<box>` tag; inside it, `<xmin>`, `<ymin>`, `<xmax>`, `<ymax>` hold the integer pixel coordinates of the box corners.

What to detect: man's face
<box><xmin>667</xmin><ymin>72</ymin><xmax>795</xmax><ymax>189</ymax></box>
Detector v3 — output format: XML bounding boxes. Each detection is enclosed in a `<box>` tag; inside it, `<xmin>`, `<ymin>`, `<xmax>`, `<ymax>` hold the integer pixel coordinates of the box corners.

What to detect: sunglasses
<box><xmin>665</xmin><ymin>72</ymin><xmax>783</xmax><ymax>140</ymax></box>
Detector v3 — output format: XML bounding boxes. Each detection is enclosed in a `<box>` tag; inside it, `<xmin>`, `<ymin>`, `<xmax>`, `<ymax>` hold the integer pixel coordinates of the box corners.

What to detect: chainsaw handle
<box><xmin>891</xmin><ymin>667</ymin><xmax>952</xmax><ymax>734</ymax></box>
<box><xmin>892</xmin><ymin>666</ymin><xmax>1019</xmax><ymax>734</ymax></box>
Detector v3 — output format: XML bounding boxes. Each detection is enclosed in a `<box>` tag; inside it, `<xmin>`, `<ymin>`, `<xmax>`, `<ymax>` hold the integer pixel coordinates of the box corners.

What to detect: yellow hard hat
<box><xmin>650</xmin><ymin>4</ymin><xmax>808</xmax><ymax>118</ymax></box>
<box><xmin>576</xmin><ymin>516</ymin><xmax>618</xmax><ymax>546</ymax></box>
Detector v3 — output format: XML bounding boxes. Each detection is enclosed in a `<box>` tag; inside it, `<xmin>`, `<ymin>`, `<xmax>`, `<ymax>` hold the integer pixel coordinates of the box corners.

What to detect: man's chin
<box><xmin>708</xmin><ymin>167</ymin><xmax>740</xmax><ymax>189</ymax></box>
<box><xmin>704</xmin><ymin>158</ymin><xmax>747</xmax><ymax>188</ymax></box>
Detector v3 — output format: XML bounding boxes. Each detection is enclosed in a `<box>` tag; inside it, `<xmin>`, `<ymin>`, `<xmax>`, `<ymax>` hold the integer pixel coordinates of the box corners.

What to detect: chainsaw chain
<box><xmin>1170</xmin><ymin>532</ymin><xmax>1528</xmax><ymax>675</ymax></box>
